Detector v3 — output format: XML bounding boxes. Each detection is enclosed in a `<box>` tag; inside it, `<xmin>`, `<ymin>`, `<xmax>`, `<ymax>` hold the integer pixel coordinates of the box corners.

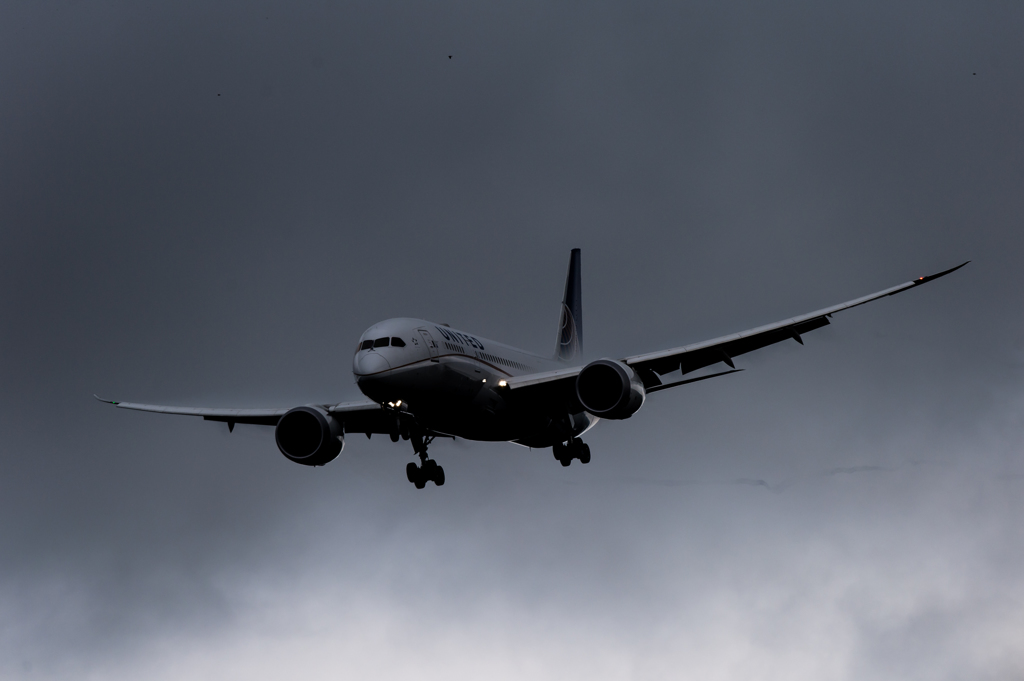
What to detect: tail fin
<box><xmin>555</xmin><ymin>248</ymin><xmax>583</xmax><ymax>362</ymax></box>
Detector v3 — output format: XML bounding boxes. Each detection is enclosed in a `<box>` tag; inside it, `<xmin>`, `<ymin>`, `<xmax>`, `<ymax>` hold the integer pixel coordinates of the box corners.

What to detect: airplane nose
<box><xmin>353</xmin><ymin>351</ymin><xmax>391</xmax><ymax>376</ymax></box>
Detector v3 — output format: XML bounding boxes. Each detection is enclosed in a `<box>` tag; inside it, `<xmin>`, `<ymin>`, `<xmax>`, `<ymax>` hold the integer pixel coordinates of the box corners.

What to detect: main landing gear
<box><xmin>407</xmin><ymin>433</ymin><xmax>445</xmax><ymax>488</ymax></box>
<box><xmin>553</xmin><ymin>438</ymin><xmax>590</xmax><ymax>467</ymax></box>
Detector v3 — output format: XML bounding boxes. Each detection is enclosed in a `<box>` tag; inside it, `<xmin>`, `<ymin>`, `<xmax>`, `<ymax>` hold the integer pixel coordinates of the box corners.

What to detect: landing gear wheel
<box><xmin>554</xmin><ymin>439</ymin><xmax>589</xmax><ymax>466</ymax></box>
<box><xmin>421</xmin><ymin>459</ymin><xmax>444</xmax><ymax>486</ymax></box>
<box><xmin>406</xmin><ymin>431</ymin><xmax>445</xmax><ymax>488</ymax></box>
<box><xmin>407</xmin><ymin>458</ymin><xmax>445</xmax><ymax>488</ymax></box>
<box><xmin>407</xmin><ymin>462</ymin><xmax>427</xmax><ymax>488</ymax></box>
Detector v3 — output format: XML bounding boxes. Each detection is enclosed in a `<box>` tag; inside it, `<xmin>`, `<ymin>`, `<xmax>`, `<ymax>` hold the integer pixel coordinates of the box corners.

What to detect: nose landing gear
<box><xmin>407</xmin><ymin>433</ymin><xmax>445</xmax><ymax>488</ymax></box>
<box><xmin>553</xmin><ymin>438</ymin><xmax>590</xmax><ymax>467</ymax></box>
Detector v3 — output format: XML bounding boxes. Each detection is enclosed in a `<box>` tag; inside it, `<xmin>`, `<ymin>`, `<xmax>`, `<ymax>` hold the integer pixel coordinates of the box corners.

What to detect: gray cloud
<box><xmin>1</xmin><ymin>0</ymin><xmax>1023</xmax><ymax>678</ymax></box>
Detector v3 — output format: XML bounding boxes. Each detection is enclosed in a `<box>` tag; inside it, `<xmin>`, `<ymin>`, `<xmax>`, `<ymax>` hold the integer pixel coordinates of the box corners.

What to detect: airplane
<box><xmin>97</xmin><ymin>250</ymin><xmax>967</xmax><ymax>488</ymax></box>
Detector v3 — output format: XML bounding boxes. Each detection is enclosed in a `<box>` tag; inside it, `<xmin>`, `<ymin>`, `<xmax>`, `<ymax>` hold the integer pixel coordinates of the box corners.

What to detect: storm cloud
<box><xmin>1</xmin><ymin>1</ymin><xmax>1022</xmax><ymax>679</ymax></box>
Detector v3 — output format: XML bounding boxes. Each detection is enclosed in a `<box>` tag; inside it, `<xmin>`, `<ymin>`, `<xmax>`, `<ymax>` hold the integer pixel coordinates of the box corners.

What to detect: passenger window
<box><xmin>361</xmin><ymin>340</ymin><xmax>374</xmax><ymax>350</ymax></box>
<box><xmin>373</xmin><ymin>337</ymin><xmax>390</xmax><ymax>348</ymax></box>
<box><xmin>391</xmin><ymin>337</ymin><xmax>406</xmax><ymax>347</ymax></box>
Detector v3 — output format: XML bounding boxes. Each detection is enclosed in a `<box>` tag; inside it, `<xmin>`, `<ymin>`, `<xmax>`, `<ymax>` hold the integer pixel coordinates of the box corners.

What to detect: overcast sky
<box><xmin>2</xmin><ymin>1</ymin><xmax>1023</xmax><ymax>679</ymax></box>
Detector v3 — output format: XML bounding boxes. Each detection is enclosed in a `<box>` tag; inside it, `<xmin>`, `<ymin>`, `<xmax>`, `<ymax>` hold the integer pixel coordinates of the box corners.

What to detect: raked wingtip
<box><xmin>913</xmin><ymin>260</ymin><xmax>970</xmax><ymax>285</ymax></box>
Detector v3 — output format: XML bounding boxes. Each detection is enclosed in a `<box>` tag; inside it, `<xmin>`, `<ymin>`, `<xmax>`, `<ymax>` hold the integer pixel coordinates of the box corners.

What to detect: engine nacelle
<box><xmin>275</xmin><ymin>406</ymin><xmax>344</xmax><ymax>467</ymax></box>
<box><xmin>575</xmin><ymin>359</ymin><xmax>646</xmax><ymax>420</ymax></box>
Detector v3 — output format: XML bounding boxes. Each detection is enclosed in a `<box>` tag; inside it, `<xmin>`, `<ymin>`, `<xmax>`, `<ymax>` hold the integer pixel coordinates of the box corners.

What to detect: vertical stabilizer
<box><xmin>555</xmin><ymin>248</ymin><xmax>583</xmax><ymax>362</ymax></box>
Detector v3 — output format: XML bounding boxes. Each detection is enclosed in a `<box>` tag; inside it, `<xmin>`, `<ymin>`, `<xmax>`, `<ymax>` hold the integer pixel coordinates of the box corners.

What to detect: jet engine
<box><xmin>275</xmin><ymin>406</ymin><xmax>344</xmax><ymax>466</ymax></box>
<box><xmin>575</xmin><ymin>359</ymin><xmax>646</xmax><ymax>420</ymax></box>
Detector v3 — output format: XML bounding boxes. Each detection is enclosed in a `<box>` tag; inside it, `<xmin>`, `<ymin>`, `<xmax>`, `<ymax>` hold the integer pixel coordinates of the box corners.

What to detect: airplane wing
<box><xmin>506</xmin><ymin>262</ymin><xmax>968</xmax><ymax>407</ymax></box>
<box><xmin>95</xmin><ymin>396</ymin><xmax>393</xmax><ymax>434</ymax></box>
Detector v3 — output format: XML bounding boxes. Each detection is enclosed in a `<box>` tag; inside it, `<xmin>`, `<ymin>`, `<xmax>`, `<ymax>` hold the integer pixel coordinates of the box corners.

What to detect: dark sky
<box><xmin>2</xmin><ymin>1</ymin><xmax>1022</xmax><ymax>678</ymax></box>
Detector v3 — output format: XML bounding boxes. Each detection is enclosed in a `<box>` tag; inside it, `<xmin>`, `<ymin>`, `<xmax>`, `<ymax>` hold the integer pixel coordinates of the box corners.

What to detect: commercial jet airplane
<box><xmin>98</xmin><ymin>250</ymin><xmax>966</xmax><ymax>488</ymax></box>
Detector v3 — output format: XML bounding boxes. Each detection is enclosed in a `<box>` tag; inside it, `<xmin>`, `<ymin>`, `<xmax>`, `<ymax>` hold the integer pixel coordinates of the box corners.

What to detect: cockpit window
<box><xmin>360</xmin><ymin>340</ymin><xmax>374</xmax><ymax>350</ymax></box>
<box><xmin>373</xmin><ymin>337</ymin><xmax>390</xmax><ymax>348</ymax></box>
<box><xmin>391</xmin><ymin>337</ymin><xmax>406</xmax><ymax>347</ymax></box>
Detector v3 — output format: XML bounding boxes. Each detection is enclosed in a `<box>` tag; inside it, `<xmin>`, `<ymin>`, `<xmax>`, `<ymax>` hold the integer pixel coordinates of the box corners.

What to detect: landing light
<box><xmin>482</xmin><ymin>379</ymin><xmax>487</xmax><ymax>383</ymax></box>
<box><xmin>498</xmin><ymin>380</ymin><xmax>507</xmax><ymax>387</ymax></box>
<box><xmin>396</xmin><ymin>400</ymin><xmax>402</xmax><ymax>407</ymax></box>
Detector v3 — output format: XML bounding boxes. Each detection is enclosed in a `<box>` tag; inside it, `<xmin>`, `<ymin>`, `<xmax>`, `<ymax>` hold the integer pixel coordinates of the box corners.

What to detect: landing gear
<box><xmin>406</xmin><ymin>460</ymin><xmax>444</xmax><ymax>488</ymax></box>
<box><xmin>407</xmin><ymin>457</ymin><xmax>445</xmax><ymax>487</ymax></box>
<box><xmin>553</xmin><ymin>438</ymin><xmax>590</xmax><ymax>467</ymax></box>
<box><xmin>407</xmin><ymin>433</ymin><xmax>445</xmax><ymax>488</ymax></box>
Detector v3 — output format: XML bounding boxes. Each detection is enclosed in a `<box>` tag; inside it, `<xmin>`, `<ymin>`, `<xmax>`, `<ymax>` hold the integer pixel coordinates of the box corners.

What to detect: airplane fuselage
<box><xmin>353</xmin><ymin>318</ymin><xmax>597</xmax><ymax>446</ymax></box>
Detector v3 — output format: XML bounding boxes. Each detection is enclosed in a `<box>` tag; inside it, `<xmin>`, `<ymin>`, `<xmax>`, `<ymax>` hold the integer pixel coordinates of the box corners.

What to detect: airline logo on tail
<box><xmin>556</xmin><ymin>248</ymin><xmax>583</xmax><ymax>362</ymax></box>
<box><xmin>557</xmin><ymin>302</ymin><xmax>581</xmax><ymax>361</ymax></box>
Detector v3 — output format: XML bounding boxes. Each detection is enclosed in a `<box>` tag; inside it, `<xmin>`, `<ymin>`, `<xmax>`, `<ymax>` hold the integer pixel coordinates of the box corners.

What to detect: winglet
<box><xmin>93</xmin><ymin>394</ymin><xmax>119</xmax><ymax>405</ymax></box>
<box><xmin>911</xmin><ymin>261</ymin><xmax>970</xmax><ymax>286</ymax></box>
